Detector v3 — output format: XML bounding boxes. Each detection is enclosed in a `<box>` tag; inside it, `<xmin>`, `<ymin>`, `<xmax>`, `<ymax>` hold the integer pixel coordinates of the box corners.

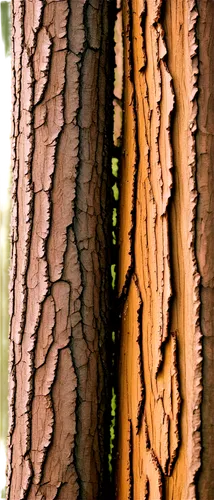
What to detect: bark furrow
<box><xmin>196</xmin><ymin>0</ymin><xmax>214</xmax><ymax>497</ymax></box>
<box><xmin>7</xmin><ymin>1</ymin><xmax>113</xmax><ymax>498</ymax></box>
<box><xmin>116</xmin><ymin>0</ymin><xmax>202</xmax><ymax>498</ymax></box>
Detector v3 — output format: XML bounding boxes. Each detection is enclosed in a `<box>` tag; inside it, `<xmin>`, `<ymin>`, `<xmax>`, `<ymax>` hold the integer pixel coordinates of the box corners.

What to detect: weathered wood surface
<box><xmin>7</xmin><ymin>1</ymin><xmax>113</xmax><ymax>498</ymax></box>
<box><xmin>116</xmin><ymin>1</ymin><xmax>205</xmax><ymax>498</ymax></box>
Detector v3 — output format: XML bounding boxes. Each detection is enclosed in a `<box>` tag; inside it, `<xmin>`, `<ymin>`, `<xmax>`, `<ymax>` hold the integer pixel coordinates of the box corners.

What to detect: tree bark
<box><xmin>116</xmin><ymin>0</ymin><xmax>213</xmax><ymax>498</ymax></box>
<box><xmin>7</xmin><ymin>0</ymin><xmax>113</xmax><ymax>498</ymax></box>
<box><xmin>196</xmin><ymin>1</ymin><xmax>214</xmax><ymax>497</ymax></box>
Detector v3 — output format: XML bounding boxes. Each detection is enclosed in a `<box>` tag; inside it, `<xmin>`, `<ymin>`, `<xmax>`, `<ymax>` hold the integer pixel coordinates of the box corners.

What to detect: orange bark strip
<box><xmin>8</xmin><ymin>0</ymin><xmax>113</xmax><ymax>498</ymax></box>
<box><xmin>164</xmin><ymin>1</ymin><xmax>202</xmax><ymax>496</ymax></box>
<box><xmin>128</xmin><ymin>419</ymin><xmax>134</xmax><ymax>500</ymax></box>
<box><xmin>117</xmin><ymin>0</ymin><xmax>137</xmax><ymax>299</ymax></box>
<box><xmin>117</xmin><ymin>0</ymin><xmax>202</xmax><ymax>498</ymax></box>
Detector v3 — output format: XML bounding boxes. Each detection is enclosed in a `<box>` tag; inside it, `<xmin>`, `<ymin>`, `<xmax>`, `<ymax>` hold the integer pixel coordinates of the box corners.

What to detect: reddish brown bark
<box><xmin>196</xmin><ymin>0</ymin><xmax>214</xmax><ymax>497</ymax></box>
<box><xmin>7</xmin><ymin>0</ymin><xmax>113</xmax><ymax>498</ymax></box>
<box><xmin>116</xmin><ymin>0</ymin><xmax>211</xmax><ymax>500</ymax></box>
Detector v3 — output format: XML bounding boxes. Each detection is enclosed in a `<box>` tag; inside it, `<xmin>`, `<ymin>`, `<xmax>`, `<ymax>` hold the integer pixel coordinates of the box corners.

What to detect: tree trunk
<box><xmin>116</xmin><ymin>0</ymin><xmax>213</xmax><ymax>498</ymax></box>
<box><xmin>7</xmin><ymin>0</ymin><xmax>113</xmax><ymax>498</ymax></box>
<box><xmin>196</xmin><ymin>1</ymin><xmax>214</xmax><ymax>497</ymax></box>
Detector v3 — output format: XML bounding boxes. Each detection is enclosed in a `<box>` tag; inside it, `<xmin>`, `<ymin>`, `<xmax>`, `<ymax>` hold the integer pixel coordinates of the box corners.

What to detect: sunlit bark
<box><xmin>116</xmin><ymin>1</ymin><xmax>213</xmax><ymax>498</ymax></box>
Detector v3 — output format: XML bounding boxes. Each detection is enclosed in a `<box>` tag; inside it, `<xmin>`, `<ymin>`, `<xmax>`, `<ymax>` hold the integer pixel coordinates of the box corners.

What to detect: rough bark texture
<box><xmin>196</xmin><ymin>0</ymin><xmax>214</xmax><ymax>497</ymax></box>
<box><xmin>116</xmin><ymin>0</ymin><xmax>203</xmax><ymax>498</ymax></box>
<box><xmin>7</xmin><ymin>1</ymin><xmax>113</xmax><ymax>498</ymax></box>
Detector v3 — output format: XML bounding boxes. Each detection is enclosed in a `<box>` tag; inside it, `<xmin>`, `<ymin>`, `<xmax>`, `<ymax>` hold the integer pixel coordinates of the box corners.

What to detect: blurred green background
<box><xmin>0</xmin><ymin>0</ymin><xmax>10</xmax><ymax>59</ymax></box>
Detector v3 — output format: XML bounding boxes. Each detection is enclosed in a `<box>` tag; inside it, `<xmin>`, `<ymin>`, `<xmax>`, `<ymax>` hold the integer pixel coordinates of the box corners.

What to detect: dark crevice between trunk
<box><xmin>108</xmin><ymin>2</ymin><xmax>123</xmax><ymax>498</ymax></box>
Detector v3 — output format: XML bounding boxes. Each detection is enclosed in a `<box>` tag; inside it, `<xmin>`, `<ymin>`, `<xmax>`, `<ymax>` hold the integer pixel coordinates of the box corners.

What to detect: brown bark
<box><xmin>116</xmin><ymin>0</ymin><xmax>207</xmax><ymax>498</ymax></box>
<box><xmin>7</xmin><ymin>0</ymin><xmax>113</xmax><ymax>498</ymax></box>
<box><xmin>196</xmin><ymin>1</ymin><xmax>214</xmax><ymax>497</ymax></box>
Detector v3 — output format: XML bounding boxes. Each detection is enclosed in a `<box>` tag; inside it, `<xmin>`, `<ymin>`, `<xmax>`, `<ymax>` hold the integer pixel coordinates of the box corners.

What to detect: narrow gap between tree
<box><xmin>108</xmin><ymin>1</ymin><xmax>123</xmax><ymax>491</ymax></box>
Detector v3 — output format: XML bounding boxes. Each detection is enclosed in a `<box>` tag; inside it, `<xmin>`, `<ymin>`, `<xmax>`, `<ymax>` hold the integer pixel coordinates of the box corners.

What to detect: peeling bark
<box><xmin>8</xmin><ymin>0</ymin><xmax>113</xmax><ymax>498</ymax></box>
<box><xmin>116</xmin><ymin>0</ymin><xmax>204</xmax><ymax>498</ymax></box>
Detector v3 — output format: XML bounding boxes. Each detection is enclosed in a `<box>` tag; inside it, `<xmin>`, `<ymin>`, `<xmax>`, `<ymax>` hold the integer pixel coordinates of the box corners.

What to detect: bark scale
<box><xmin>116</xmin><ymin>0</ymin><xmax>210</xmax><ymax>498</ymax></box>
<box><xmin>7</xmin><ymin>0</ymin><xmax>113</xmax><ymax>498</ymax></box>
